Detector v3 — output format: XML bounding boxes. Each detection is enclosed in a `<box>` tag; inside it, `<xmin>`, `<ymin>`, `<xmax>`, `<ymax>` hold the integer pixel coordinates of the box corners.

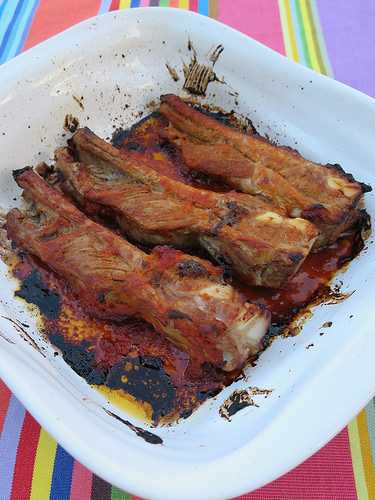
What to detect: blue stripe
<box><xmin>0</xmin><ymin>396</ymin><xmax>26</xmax><ymax>500</ymax></box>
<box><xmin>1</xmin><ymin>0</ymin><xmax>38</xmax><ymax>63</ymax></box>
<box><xmin>0</xmin><ymin>0</ymin><xmax>9</xmax><ymax>21</ymax></box>
<box><xmin>49</xmin><ymin>444</ymin><xmax>74</xmax><ymax>500</ymax></box>
<box><xmin>198</xmin><ymin>0</ymin><xmax>209</xmax><ymax>16</ymax></box>
<box><xmin>14</xmin><ymin>0</ymin><xmax>40</xmax><ymax>55</ymax></box>
<box><xmin>0</xmin><ymin>0</ymin><xmax>18</xmax><ymax>50</ymax></box>
<box><xmin>98</xmin><ymin>0</ymin><xmax>112</xmax><ymax>14</ymax></box>
<box><xmin>0</xmin><ymin>0</ymin><xmax>27</xmax><ymax>64</ymax></box>
<box><xmin>131</xmin><ymin>0</ymin><xmax>140</xmax><ymax>7</ymax></box>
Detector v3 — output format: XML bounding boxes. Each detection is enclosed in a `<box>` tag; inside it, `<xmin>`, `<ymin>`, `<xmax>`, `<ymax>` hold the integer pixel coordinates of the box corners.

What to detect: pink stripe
<box><xmin>70</xmin><ymin>461</ymin><xmax>93</xmax><ymax>500</ymax></box>
<box><xmin>139</xmin><ymin>0</ymin><xmax>150</xmax><ymax>6</ymax></box>
<box><xmin>218</xmin><ymin>0</ymin><xmax>285</xmax><ymax>55</ymax></box>
<box><xmin>190</xmin><ymin>0</ymin><xmax>198</xmax><ymax>12</ymax></box>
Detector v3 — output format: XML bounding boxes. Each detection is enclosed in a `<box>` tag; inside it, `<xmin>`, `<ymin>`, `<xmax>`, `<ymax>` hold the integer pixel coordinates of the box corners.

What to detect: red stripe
<box><xmin>10</xmin><ymin>413</ymin><xmax>41</xmax><ymax>500</ymax></box>
<box><xmin>218</xmin><ymin>0</ymin><xmax>285</xmax><ymax>55</ymax></box>
<box><xmin>23</xmin><ymin>0</ymin><xmax>102</xmax><ymax>51</ymax></box>
<box><xmin>0</xmin><ymin>379</ymin><xmax>11</xmax><ymax>435</ymax></box>
<box><xmin>189</xmin><ymin>0</ymin><xmax>198</xmax><ymax>12</ymax></box>
<box><xmin>110</xmin><ymin>0</ymin><xmax>120</xmax><ymax>11</ymax></box>
<box><xmin>70</xmin><ymin>461</ymin><xmax>93</xmax><ymax>500</ymax></box>
<box><xmin>240</xmin><ymin>429</ymin><xmax>356</xmax><ymax>499</ymax></box>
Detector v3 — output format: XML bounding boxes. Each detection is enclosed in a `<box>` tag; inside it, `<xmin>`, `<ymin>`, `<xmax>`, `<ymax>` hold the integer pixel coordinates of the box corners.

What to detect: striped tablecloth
<box><xmin>0</xmin><ymin>1</ymin><xmax>374</xmax><ymax>499</ymax></box>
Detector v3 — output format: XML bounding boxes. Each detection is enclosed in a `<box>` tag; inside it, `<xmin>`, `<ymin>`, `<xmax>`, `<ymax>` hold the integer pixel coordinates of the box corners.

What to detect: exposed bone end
<box><xmin>223</xmin><ymin>304</ymin><xmax>270</xmax><ymax>371</ymax></box>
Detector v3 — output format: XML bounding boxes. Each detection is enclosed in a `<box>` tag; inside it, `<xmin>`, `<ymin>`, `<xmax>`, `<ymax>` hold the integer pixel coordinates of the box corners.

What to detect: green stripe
<box><xmin>159</xmin><ymin>0</ymin><xmax>169</xmax><ymax>5</ymax></box>
<box><xmin>365</xmin><ymin>399</ymin><xmax>375</xmax><ymax>467</ymax></box>
<box><xmin>305</xmin><ymin>0</ymin><xmax>326</xmax><ymax>74</ymax></box>
<box><xmin>111</xmin><ymin>486</ymin><xmax>131</xmax><ymax>500</ymax></box>
<box><xmin>309</xmin><ymin>0</ymin><xmax>333</xmax><ymax>76</ymax></box>
<box><xmin>293</xmin><ymin>0</ymin><xmax>312</xmax><ymax>69</ymax></box>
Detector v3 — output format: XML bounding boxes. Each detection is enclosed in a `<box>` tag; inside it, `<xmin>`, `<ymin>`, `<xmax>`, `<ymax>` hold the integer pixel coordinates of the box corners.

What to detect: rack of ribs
<box><xmin>159</xmin><ymin>94</ymin><xmax>371</xmax><ymax>249</ymax></box>
<box><xmin>51</xmin><ymin>127</ymin><xmax>318</xmax><ymax>288</ymax></box>
<box><xmin>6</xmin><ymin>167</ymin><xmax>271</xmax><ymax>371</ymax></box>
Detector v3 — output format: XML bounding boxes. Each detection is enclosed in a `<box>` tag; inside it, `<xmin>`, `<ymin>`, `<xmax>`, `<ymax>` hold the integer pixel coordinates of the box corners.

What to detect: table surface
<box><xmin>0</xmin><ymin>1</ymin><xmax>374</xmax><ymax>499</ymax></box>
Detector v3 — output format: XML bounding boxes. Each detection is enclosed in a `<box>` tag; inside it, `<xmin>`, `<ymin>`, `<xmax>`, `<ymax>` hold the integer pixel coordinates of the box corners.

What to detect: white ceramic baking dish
<box><xmin>0</xmin><ymin>8</ymin><xmax>374</xmax><ymax>500</ymax></box>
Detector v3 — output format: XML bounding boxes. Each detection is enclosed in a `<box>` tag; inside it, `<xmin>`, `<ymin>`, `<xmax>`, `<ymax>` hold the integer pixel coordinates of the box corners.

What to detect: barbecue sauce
<box><xmin>7</xmin><ymin>110</ymin><xmax>369</xmax><ymax>425</ymax></box>
<box><xmin>10</xmin><ymin>225</ymin><xmax>363</xmax><ymax>425</ymax></box>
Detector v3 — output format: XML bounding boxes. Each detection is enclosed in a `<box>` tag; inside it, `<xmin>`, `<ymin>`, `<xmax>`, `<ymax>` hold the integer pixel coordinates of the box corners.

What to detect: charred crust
<box><xmin>224</xmin><ymin>201</ymin><xmax>248</xmax><ymax>225</ymax></box>
<box><xmin>325</xmin><ymin>162</ymin><xmax>372</xmax><ymax>193</ymax></box>
<box><xmin>357</xmin><ymin>208</ymin><xmax>371</xmax><ymax>231</ymax></box>
<box><xmin>125</xmin><ymin>141</ymin><xmax>145</xmax><ymax>152</ymax></box>
<box><xmin>211</xmin><ymin>201</ymin><xmax>248</xmax><ymax>235</ymax></box>
<box><xmin>177</xmin><ymin>260</ymin><xmax>209</xmax><ymax>278</ymax></box>
<box><xmin>160</xmin><ymin>94</ymin><xmax>173</xmax><ymax>103</ymax></box>
<box><xmin>35</xmin><ymin>163</ymin><xmax>53</xmax><ymax>178</ymax></box>
<box><xmin>301</xmin><ymin>203</ymin><xmax>327</xmax><ymax>221</ymax></box>
<box><xmin>111</xmin><ymin>127</ymin><xmax>131</xmax><ymax>148</ymax></box>
<box><xmin>12</xmin><ymin>166</ymin><xmax>32</xmax><ymax>181</ymax></box>
<box><xmin>289</xmin><ymin>253</ymin><xmax>304</xmax><ymax>264</ymax></box>
<box><xmin>168</xmin><ymin>310</ymin><xmax>192</xmax><ymax>321</ymax></box>
<box><xmin>360</xmin><ymin>182</ymin><xmax>372</xmax><ymax>193</ymax></box>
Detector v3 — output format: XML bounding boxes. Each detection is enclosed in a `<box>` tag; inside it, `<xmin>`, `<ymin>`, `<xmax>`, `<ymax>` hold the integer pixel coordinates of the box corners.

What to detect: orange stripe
<box><xmin>358</xmin><ymin>410</ymin><xmax>375</xmax><ymax>498</ymax></box>
<box><xmin>0</xmin><ymin>379</ymin><xmax>11</xmax><ymax>435</ymax></box>
<box><xmin>169</xmin><ymin>0</ymin><xmax>179</xmax><ymax>6</ymax></box>
<box><xmin>23</xmin><ymin>0</ymin><xmax>101</xmax><ymax>50</ymax></box>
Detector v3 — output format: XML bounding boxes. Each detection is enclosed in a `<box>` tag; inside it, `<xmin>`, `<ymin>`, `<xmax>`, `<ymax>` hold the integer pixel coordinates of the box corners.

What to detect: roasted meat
<box><xmin>7</xmin><ymin>167</ymin><xmax>271</xmax><ymax>371</ymax></box>
<box><xmin>53</xmin><ymin>128</ymin><xmax>318</xmax><ymax>288</ymax></box>
<box><xmin>159</xmin><ymin>94</ymin><xmax>371</xmax><ymax>249</ymax></box>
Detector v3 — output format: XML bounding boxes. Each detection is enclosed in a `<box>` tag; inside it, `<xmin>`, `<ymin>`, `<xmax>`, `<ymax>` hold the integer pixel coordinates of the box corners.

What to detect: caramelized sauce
<box><xmin>7</xmin><ymin>111</ymin><xmax>369</xmax><ymax>425</ymax></box>
<box><xmin>11</xmin><ymin>227</ymin><xmax>363</xmax><ymax>425</ymax></box>
<box><xmin>13</xmin><ymin>254</ymin><xmax>224</xmax><ymax>424</ymax></box>
<box><xmin>242</xmin><ymin>233</ymin><xmax>362</xmax><ymax>322</ymax></box>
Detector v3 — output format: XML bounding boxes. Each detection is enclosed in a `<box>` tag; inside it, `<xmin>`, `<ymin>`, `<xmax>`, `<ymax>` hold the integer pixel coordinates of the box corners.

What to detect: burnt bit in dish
<box><xmin>182</xmin><ymin>41</ymin><xmax>225</xmax><ymax>96</ymax></box>
<box><xmin>219</xmin><ymin>387</ymin><xmax>272</xmax><ymax>421</ymax></box>
<box><xmin>104</xmin><ymin>408</ymin><xmax>163</xmax><ymax>445</ymax></box>
<box><xmin>64</xmin><ymin>114</ymin><xmax>79</xmax><ymax>133</ymax></box>
<box><xmin>105</xmin><ymin>355</ymin><xmax>176</xmax><ymax>422</ymax></box>
<box><xmin>165</xmin><ymin>63</ymin><xmax>179</xmax><ymax>82</ymax></box>
<box><xmin>15</xmin><ymin>269</ymin><xmax>60</xmax><ymax>320</ymax></box>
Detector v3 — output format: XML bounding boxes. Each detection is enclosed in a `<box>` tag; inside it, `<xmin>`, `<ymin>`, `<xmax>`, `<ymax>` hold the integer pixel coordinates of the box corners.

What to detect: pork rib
<box><xmin>159</xmin><ymin>94</ymin><xmax>370</xmax><ymax>249</ymax></box>
<box><xmin>7</xmin><ymin>168</ymin><xmax>270</xmax><ymax>371</ymax></box>
<box><xmin>54</xmin><ymin>128</ymin><xmax>318</xmax><ymax>288</ymax></box>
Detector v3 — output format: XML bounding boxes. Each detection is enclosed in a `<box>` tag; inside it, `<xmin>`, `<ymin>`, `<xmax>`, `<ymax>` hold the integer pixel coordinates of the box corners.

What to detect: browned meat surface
<box><xmin>159</xmin><ymin>94</ymin><xmax>371</xmax><ymax>249</ymax></box>
<box><xmin>6</xmin><ymin>168</ymin><xmax>271</xmax><ymax>371</ymax></box>
<box><xmin>53</xmin><ymin>128</ymin><xmax>318</xmax><ymax>288</ymax></box>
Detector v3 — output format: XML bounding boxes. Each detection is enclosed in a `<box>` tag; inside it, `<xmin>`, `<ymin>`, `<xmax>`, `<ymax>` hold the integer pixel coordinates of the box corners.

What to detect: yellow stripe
<box><xmin>358</xmin><ymin>410</ymin><xmax>375</xmax><ymax>499</ymax></box>
<box><xmin>299</xmin><ymin>0</ymin><xmax>322</xmax><ymax>72</ymax></box>
<box><xmin>119</xmin><ymin>0</ymin><xmax>132</xmax><ymax>8</ymax></box>
<box><xmin>179</xmin><ymin>0</ymin><xmax>189</xmax><ymax>8</ymax></box>
<box><xmin>30</xmin><ymin>429</ymin><xmax>58</xmax><ymax>500</ymax></box>
<box><xmin>278</xmin><ymin>0</ymin><xmax>293</xmax><ymax>59</ymax></box>
<box><xmin>279</xmin><ymin>0</ymin><xmax>299</xmax><ymax>62</ymax></box>
<box><xmin>348</xmin><ymin>419</ymin><xmax>369</xmax><ymax>500</ymax></box>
